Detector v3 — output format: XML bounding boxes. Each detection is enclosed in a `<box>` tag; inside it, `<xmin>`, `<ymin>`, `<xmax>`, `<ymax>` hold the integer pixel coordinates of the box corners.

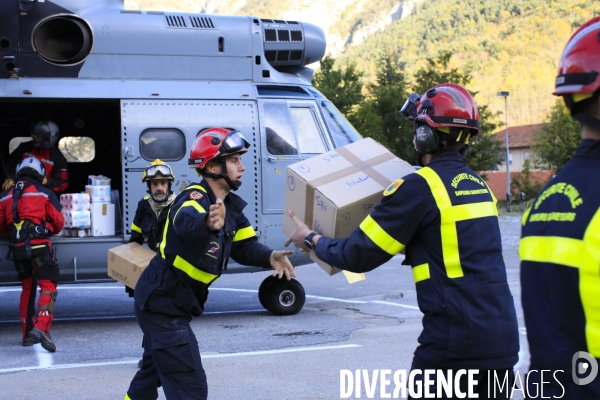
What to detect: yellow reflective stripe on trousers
<box><xmin>124</xmin><ymin>394</ymin><xmax>132</xmax><ymax>400</ymax></box>
<box><xmin>417</xmin><ymin>167</ymin><xmax>463</xmax><ymax>278</ymax></box>
<box><xmin>359</xmin><ymin>215</ymin><xmax>404</xmax><ymax>255</ymax></box>
<box><xmin>520</xmin><ymin>207</ymin><xmax>600</xmax><ymax>357</ymax></box>
<box><xmin>172</xmin><ymin>255</ymin><xmax>219</xmax><ymax>284</ymax></box>
<box><xmin>131</xmin><ymin>222</ymin><xmax>142</xmax><ymax>233</ymax></box>
<box><xmin>412</xmin><ymin>263</ymin><xmax>430</xmax><ymax>283</ymax></box>
<box><xmin>233</xmin><ymin>226</ymin><xmax>256</xmax><ymax>242</ymax></box>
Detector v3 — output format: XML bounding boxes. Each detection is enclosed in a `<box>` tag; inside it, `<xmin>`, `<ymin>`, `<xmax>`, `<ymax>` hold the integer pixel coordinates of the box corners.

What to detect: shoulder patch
<box><xmin>384</xmin><ymin>179</ymin><xmax>404</xmax><ymax>196</ymax></box>
<box><xmin>189</xmin><ymin>191</ymin><xmax>203</xmax><ymax>200</ymax></box>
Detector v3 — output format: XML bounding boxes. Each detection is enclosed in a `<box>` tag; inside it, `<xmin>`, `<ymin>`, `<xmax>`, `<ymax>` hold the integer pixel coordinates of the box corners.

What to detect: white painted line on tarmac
<box><xmin>0</xmin><ymin>343</ymin><xmax>361</xmax><ymax>374</ymax></box>
<box><xmin>371</xmin><ymin>300</ymin><xmax>420</xmax><ymax>310</ymax></box>
<box><xmin>1</xmin><ymin>286</ymin><xmax>420</xmax><ymax>312</ymax></box>
<box><xmin>34</xmin><ymin>344</ymin><xmax>53</xmax><ymax>368</ymax></box>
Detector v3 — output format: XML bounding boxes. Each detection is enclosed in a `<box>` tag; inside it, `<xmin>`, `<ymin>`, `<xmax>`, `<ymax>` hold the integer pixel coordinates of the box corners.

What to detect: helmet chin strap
<box><xmin>414</xmin><ymin>150</ymin><xmax>426</xmax><ymax>167</ymax></box>
<box><xmin>204</xmin><ymin>158</ymin><xmax>242</xmax><ymax>191</ymax></box>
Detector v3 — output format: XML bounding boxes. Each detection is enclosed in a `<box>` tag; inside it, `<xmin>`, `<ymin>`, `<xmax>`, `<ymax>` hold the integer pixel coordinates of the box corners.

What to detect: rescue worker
<box><xmin>2</xmin><ymin>120</ymin><xmax>69</xmax><ymax>195</ymax></box>
<box><xmin>128</xmin><ymin>159</ymin><xmax>177</xmax><ymax>368</ymax></box>
<box><xmin>129</xmin><ymin>159</ymin><xmax>176</xmax><ymax>251</ymax></box>
<box><xmin>0</xmin><ymin>157</ymin><xmax>64</xmax><ymax>352</ymax></box>
<box><xmin>519</xmin><ymin>16</ymin><xmax>600</xmax><ymax>397</ymax></box>
<box><xmin>286</xmin><ymin>84</ymin><xmax>519</xmax><ymax>398</ymax></box>
<box><xmin>125</xmin><ymin>127</ymin><xmax>296</xmax><ymax>400</ymax></box>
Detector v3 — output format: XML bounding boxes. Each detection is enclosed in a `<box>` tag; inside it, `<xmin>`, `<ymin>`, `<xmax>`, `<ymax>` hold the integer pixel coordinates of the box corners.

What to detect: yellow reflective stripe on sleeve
<box><xmin>522</xmin><ymin>204</ymin><xmax>532</xmax><ymax>226</ymax></box>
<box><xmin>359</xmin><ymin>215</ymin><xmax>404</xmax><ymax>255</ymax></box>
<box><xmin>131</xmin><ymin>222</ymin><xmax>142</xmax><ymax>233</ymax></box>
<box><xmin>233</xmin><ymin>226</ymin><xmax>256</xmax><ymax>242</ymax></box>
<box><xmin>519</xmin><ymin>236</ymin><xmax>586</xmax><ymax>268</ymax></box>
<box><xmin>417</xmin><ymin>167</ymin><xmax>463</xmax><ymax>278</ymax></box>
<box><xmin>451</xmin><ymin>201</ymin><xmax>498</xmax><ymax>221</ymax></box>
<box><xmin>174</xmin><ymin>200</ymin><xmax>206</xmax><ymax>222</ymax></box>
<box><xmin>30</xmin><ymin>244</ymin><xmax>46</xmax><ymax>250</ymax></box>
<box><xmin>185</xmin><ymin>185</ymin><xmax>207</xmax><ymax>193</ymax></box>
<box><xmin>172</xmin><ymin>255</ymin><xmax>219</xmax><ymax>284</ymax></box>
<box><xmin>125</xmin><ymin>394</ymin><xmax>132</xmax><ymax>400</ymax></box>
<box><xmin>412</xmin><ymin>263</ymin><xmax>430</xmax><ymax>283</ymax></box>
<box><xmin>520</xmin><ymin>207</ymin><xmax>600</xmax><ymax>357</ymax></box>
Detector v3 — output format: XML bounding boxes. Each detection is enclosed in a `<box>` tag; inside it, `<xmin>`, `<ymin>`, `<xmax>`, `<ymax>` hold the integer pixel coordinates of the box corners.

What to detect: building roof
<box><xmin>493</xmin><ymin>123</ymin><xmax>545</xmax><ymax>148</ymax></box>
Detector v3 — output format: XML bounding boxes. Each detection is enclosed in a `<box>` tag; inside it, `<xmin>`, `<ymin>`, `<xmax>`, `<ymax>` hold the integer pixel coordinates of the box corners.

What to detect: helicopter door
<box><xmin>120</xmin><ymin>100</ymin><xmax>260</xmax><ymax>236</ymax></box>
<box><xmin>260</xmin><ymin>100</ymin><xmax>330</xmax><ymax>214</ymax></box>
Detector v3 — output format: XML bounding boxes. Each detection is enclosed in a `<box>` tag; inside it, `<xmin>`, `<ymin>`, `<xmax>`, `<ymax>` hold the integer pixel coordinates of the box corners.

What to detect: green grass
<box><xmin>496</xmin><ymin>200</ymin><xmax>527</xmax><ymax>217</ymax></box>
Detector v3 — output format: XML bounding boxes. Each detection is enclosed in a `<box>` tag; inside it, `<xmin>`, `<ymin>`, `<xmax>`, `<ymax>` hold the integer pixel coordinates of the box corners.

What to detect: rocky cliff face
<box><xmin>126</xmin><ymin>0</ymin><xmax>424</xmax><ymax>56</ymax></box>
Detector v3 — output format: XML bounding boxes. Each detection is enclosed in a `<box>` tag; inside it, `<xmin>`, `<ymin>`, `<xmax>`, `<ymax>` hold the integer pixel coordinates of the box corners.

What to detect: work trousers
<box><xmin>408</xmin><ymin>356</ymin><xmax>515</xmax><ymax>399</ymax></box>
<box><xmin>16</xmin><ymin>254</ymin><xmax>59</xmax><ymax>338</ymax></box>
<box><xmin>126</xmin><ymin>304</ymin><xmax>208</xmax><ymax>400</ymax></box>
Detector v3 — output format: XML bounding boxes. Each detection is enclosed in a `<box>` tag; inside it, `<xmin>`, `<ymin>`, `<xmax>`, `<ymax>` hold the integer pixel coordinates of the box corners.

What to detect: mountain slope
<box><xmin>338</xmin><ymin>0</ymin><xmax>600</xmax><ymax>125</ymax></box>
<box><xmin>125</xmin><ymin>0</ymin><xmax>422</xmax><ymax>56</ymax></box>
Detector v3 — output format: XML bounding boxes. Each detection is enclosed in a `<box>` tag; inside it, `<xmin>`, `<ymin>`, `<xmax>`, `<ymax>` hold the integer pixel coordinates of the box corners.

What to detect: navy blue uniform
<box><xmin>126</xmin><ymin>180</ymin><xmax>272</xmax><ymax>400</ymax></box>
<box><xmin>128</xmin><ymin>195</ymin><xmax>170</xmax><ymax>252</ymax></box>
<box><xmin>520</xmin><ymin>139</ymin><xmax>600</xmax><ymax>397</ymax></box>
<box><xmin>315</xmin><ymin>151</ymin><xmax>519</xmax><ymax>373</ymax></box>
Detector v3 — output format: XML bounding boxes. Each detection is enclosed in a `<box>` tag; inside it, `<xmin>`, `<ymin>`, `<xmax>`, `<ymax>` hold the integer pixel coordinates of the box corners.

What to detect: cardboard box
<box><xmin>283</xmin><ymin>138</ymin><xmax>415</xmax><ymax>275</ymax></box>
<box><xmin>91</xmin><ymin>203</ymin><xmax>115</xmax><ymax>236</ymax></box>
<box><xmin>107</xmin><ymin>242</ymin><xmax>157</xmax><ymax>289</ymax></box>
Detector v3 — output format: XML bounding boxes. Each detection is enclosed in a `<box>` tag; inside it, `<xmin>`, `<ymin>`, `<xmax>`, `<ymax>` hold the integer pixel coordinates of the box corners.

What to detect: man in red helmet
<box><xmin>0</xmin><ymin>157</ymin><xmax>64</xmax><ymax>353</ymax></box>
<box><xmin>286</xmin><ymin>83</ymin><xmax>519</xmax><ymax>397</ymax></box>
<box><xmin>520</xmin><ymin>16</ymin><xmax>600</xmax><ymax>397</ymax></box>
<box><xmin>2</xmin><ymin>120</ymin><xmax>69</xmax><ymax>195</ymax></box>
<box><xmin>125</xmin><ymin>128</ymin><xmax>296</xmax><ymax>400</ymax></box>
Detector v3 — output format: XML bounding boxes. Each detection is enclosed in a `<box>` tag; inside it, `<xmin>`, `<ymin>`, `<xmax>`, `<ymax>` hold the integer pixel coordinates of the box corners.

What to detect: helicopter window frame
<box><xmin>257</xmin><ymin>85</ymin><xmax>311</xmax><ymax>98</ymax></box>
<box><xmin>139</xmin><ymin>128</ymin><xmax>186</xmax><ymax>162</ymax></box>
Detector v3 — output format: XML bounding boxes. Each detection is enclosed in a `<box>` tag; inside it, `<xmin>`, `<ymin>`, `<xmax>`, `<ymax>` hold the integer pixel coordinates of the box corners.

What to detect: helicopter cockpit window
<box><xmin>264</xmin><ymin>103</ymin><xmax>298</xmax><ymax>155</ymax></box>
<box><xmin>9</xmin><ymin>137</ymin><xmax>33</xmax><ymax>154</ymax></box>
<box><xmin>318</xmin><ymin>101</ymin><xmax>362</xmax><ymax>147</ymax></box>
<box><xmin>290</xmin><ymin>107</ymin><xmax>326</xmax><ymax>154</ymax></box>
<box><xmin>9</xmin><ymin>136</ymin><xmax>96</xmax><ymax>162</ymax></box>
<box><xmin>59</xmin><ymin>137</ymin><xmax>95</xmax><ymax>162</ymax></box>
<box><xmin>139</xmin><ymin>128</ymin><xmax>186</xmax><ymax>161</ymax></box>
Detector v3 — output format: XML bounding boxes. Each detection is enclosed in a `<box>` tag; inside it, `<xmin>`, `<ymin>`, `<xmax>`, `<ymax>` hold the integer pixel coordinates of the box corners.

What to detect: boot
<box><xmin>29</xmin><ymin>328</ymin><xmax>56</xmax><ymax>352</ymax></box>
<box><xmin>22</xmin><ymin>334</ymin><xmax>37</xmax><ymax>346</ymax></box>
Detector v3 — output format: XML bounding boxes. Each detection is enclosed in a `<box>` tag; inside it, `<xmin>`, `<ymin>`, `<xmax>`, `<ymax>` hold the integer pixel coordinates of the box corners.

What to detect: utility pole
<box><xmin>497</xmin><ymin>91</ymin><xmax>510</xmax><ymax>212</ymax></box>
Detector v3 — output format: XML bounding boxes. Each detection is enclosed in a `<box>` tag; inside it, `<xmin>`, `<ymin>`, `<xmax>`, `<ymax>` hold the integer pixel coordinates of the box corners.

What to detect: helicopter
<box><xmin>0</xmin><ymin>0</ymin><xmax>363</xmax><ymax>315</ymax></box>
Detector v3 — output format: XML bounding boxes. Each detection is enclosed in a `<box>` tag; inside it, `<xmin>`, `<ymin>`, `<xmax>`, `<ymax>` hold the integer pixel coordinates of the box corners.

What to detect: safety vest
<box><xmin>410</xmin><ymin>166</ymin><xmax>498</xmax><ymax>281</ymax></box>
<box><xmin>520</xmin><ymin>205</ymin><xmax>600</xmax><ymax>357</ymax></box>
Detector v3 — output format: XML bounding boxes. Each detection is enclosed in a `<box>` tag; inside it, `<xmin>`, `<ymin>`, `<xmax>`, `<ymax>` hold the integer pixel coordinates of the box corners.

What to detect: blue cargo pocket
<box><xmin>444</xmin><ymin>282</ymin><xmax>519</xmax><ymax>359</ymax></box>
<box><xmin>151</xmin><ymin>329</ymin><xmax>198</xmax><ymax>373</ymax></box>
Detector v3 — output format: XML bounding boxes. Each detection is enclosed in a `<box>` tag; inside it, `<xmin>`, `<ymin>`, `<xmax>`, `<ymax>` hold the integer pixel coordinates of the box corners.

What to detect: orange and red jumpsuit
<box><xmin>0</xmin><ymin>178</ymin><xmax>64</xmax><ymax>338</ymax></box>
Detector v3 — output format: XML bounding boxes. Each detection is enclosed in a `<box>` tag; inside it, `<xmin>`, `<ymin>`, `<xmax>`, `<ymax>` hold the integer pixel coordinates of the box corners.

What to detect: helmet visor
<box><xmin>399</xmin><ymin>93</ymin><xmax>421</xmax><ymax>120</ymax></box>
<box><xmin>221</xmin><ymin>131</ymin><xmax>250</xmax><ymax>154</ymax></box>
<box><xmin>145</xmin><ymin>165</ymin><xmax>173</xmax><ymax>180</ymax></box>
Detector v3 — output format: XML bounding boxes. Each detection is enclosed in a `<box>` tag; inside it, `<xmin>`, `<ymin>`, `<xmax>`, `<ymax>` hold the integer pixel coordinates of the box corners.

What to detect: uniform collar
<box><xmin>199</xmin><ymin>179</ymin><xmax>247</xmax><ymax>213</ymax></box>
<box><xmin>425</xmin><ymin>150</ymin><xmax>465</xmax><ymax>167</ymax></box>
<box><xmin>575</xmin><ymin>139</ymin><xmax>600</xmax><ymax>159</ymax></box>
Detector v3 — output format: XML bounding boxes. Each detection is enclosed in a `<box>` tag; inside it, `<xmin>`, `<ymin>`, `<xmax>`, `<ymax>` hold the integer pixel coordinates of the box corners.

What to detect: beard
<box><xmin>152</xmin><ymin>191</ymin><xmax>168</xmax><ymax>202</ymax></box>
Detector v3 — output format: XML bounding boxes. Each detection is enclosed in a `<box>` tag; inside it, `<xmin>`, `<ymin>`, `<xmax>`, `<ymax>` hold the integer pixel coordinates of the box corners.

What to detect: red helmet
<box><xmin>188</xmin><ymin>128</ymin><xmax>250</xmax><ymax>169</ymax></box>
<box><xmin>554</xmin><ymin>16</ymin><xmax>600</xmax><ymax>106</ymax></box>
<box><xmin>400</xmin><ymin>83</ymin><xmax>480</xmax><ymax>136</ymax></box>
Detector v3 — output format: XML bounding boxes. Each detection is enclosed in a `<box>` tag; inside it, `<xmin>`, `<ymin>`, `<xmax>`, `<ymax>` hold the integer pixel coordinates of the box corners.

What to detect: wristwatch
<box><xmin>304</xmin><ymin>232</ymin><xmax>318</xmax><ymax>250</ymax></box>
